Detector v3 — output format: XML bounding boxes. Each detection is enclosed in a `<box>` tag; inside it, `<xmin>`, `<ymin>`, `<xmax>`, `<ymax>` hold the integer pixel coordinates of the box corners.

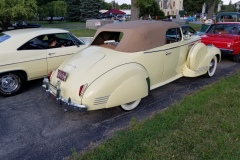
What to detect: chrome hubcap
<box><xmin>0</xmin><ymin>75</ymin><xmax>19</xmax><ymax>92</ymax></box>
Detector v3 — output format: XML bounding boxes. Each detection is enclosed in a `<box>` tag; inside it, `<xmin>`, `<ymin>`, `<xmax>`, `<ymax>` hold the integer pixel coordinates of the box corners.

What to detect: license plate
<box><xmin>57</xmin><ymin>69</ymin><xmax>68</xmax><ymax>81</ymax></box>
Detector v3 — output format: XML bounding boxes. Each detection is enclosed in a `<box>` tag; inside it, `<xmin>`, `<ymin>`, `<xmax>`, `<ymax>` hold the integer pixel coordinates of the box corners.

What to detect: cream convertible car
<box><xmin>43</xmin><ymin>21</ymin><xmax>221</xmax><ymax>111</ymax></box>
<box><xmin>0</xmin><ymin>28</ymin><xmax>86</xmax><ymax>96</ymax></box>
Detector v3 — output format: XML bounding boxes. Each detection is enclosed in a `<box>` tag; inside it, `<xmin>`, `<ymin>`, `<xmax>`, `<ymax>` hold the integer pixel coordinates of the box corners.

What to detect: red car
<box><xmin>200</xmin><ymin>22</ymin><xmax>240</xmax><ymax>62</ymax></box>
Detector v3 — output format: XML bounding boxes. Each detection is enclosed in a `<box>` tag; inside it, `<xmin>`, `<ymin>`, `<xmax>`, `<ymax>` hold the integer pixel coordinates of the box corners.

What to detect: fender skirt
<box><xmin>183</xmin><ymin>43</ymin><xmax>221</xmax><ymax>77</ymax></box>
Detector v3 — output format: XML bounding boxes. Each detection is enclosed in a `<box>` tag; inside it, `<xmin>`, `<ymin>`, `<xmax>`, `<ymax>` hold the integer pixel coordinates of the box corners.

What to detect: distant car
<box><xmin>43</xmin><ymin>17</ymin><xmax>64</xmax><ymax>21</ymax></box>
<box><xmin>42</xmin><ymin>21</ymin><xmax>221</xmax><ymax>112</ymax></box>
<box><xmin>184</xmin><ymin>16</ymin><xmax>197</xmax><ymax>21</ymax></box>
<box><xmin>12</xmin><ymin>21</ymin><xmax>41</xmax><ymax>29</ymax></box>
<box><xmin>200</xmin><ymin>22</ymin><xmax>240</xmax><ymax>62</ymax></box>
<box><xmin>161</xmin><ymin>18</ymin><xmax>172</xmax><ymax>22</ymax></box>
<box><xmin>116</xmin><ymin>15</ymin><xmax>126</xmax><ymax>21</ymax></box>
<box><xmin>0</xmin><ymin>28</ymin><xmax>87</xmax><ymax>96</ymax></box>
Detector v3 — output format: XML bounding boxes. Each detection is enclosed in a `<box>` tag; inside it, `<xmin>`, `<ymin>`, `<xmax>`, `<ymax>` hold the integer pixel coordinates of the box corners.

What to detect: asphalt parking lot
<box><xmin>1</xmin><ymin>57</ymin><xmax>240</xmax><ymax>160</ymax></box>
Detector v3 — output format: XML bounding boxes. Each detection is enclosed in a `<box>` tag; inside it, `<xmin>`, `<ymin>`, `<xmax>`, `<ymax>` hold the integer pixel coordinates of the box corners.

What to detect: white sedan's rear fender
<box><xmin>82</xmin><ymin>63</ymin><xmax>149</xmax><ymax>110</ymax></box>
<box><xmin>183</xmin><ymin>43</ymin><xmax>221</xmax><ymax>77</ymax></box>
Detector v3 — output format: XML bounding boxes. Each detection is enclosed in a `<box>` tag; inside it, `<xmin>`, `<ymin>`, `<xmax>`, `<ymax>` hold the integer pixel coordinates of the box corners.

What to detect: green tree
<box><xmin>183</xmin><ymin>0</ymin><xmax>204</xmax><ymax>15</ymax></box>
<box><xmin>118</xmin><ymin>3</ymin><xmax>131</xmax><ymax>9</ymax></box>
<box><xmin>36</xmin><ymin>0</ymin><xmax>55</xmax><ymax>6</ymax></box>
<box><xmin>204</xmin><ymin>0</ymin><xmax>221</xmax><ymax>19</ymax></box>
<box><xmin>183</xmin><ymin>0</ymin><xmax>221</xmax><ymax>18</ymax></box>
<box><xmin>38</xmin><ymin>1</ymin><xmax>67</xmax><ymax>22</ymax></box>
<box><xmin>67</xmin><ymin>0</ymin><xmax>102</xmax><ymax>22</ymax></box>
<box><xmin>136</xmin><ymin>0</ymin><xmax>161</xmax><ymax>19</ymax></box>
<box><xmin>102</xmin><ymin>1</ymin><xmax>112</xmax><ymax>10</ymax></box>
<box><xmin>0</xmin><ymin>0</ymin><xmax>37</xmax><ymax>31</ymax></box>
<box><xmin>67</xmin><ymin>0</ymin><xmax>82</xmax><ymax>21</ymax></box>
<box><xmin>223</xmin><ymin>0</ymin><xmax>237</xmax><ymax>12</ymax></box>
<box><xmin>79</xmin><ymin>0</ymin><xmax>102</xmax><ymax>21</ymax></box>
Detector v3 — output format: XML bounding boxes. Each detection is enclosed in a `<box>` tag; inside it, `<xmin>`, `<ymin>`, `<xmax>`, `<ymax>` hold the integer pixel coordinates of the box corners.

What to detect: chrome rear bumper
<box><xmin>42</xmin><ymin>78</ymin><xmax>87</xmax><ymax>111</ymax></box>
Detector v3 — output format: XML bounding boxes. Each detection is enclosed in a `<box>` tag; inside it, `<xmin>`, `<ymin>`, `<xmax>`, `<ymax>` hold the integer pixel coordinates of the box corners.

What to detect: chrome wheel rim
<box><xmin>0</xmin><ymin>74</ymin><xmax>19</xmax><ymax>92</ymax></box>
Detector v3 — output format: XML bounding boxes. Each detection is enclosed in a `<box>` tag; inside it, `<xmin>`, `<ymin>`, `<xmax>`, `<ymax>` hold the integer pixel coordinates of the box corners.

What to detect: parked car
<box><xmin>216</xmin><ymin>12</ymin><xmax>240</xmax><ymax>22</ymax></box>
<box><xmin>0</xmin><ymin>28</ymin><xmax>87</xmax><ymax>96</ymax></box>
<box><xmin>200</xmin><ymin>22</ymin><xmax>240</xmax><ymax>62</ymax></box>
<box><xmin>184</xmin><ymin>16</ymin><xmax>197</xmax><ymax>22</ymax></box>
<box><xmin>12</xmin><ymin>21</ymin><xmax>41</xmax><ymax>29</ymax></box>
<box><xmin>42</xmin><ymin>21</ymin><xmax>221</xmax><ymax>111</ymax></box>
<box><xmin>43</xmin><ymin>17</ymin><xmax>64</xmax><ymax>21</ymax></box>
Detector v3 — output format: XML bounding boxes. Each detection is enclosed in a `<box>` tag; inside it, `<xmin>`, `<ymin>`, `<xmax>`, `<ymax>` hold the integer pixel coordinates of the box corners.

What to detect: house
<box><xmin>158</xmin><ymin>0</ymin><xmax>184</xmax><ymax>16</ymax></box>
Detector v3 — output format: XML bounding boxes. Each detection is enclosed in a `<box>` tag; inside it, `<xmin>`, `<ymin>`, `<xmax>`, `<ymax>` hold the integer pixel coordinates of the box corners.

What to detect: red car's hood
<box><xmin>201</xmin><ymin>34</ymin><xmax>239</xmax><ymax>42</ymax></box>
<box><xmin>200</xmin><ymin>34</ymin><xmax>239</xmax><ymax>48</ymax></box>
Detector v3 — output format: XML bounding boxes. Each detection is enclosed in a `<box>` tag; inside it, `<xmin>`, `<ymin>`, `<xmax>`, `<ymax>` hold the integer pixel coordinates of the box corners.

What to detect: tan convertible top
<box><xmin>91</xmin><ymin>20</ymin><xmax>180</xmax><ymax>52</ymax></box>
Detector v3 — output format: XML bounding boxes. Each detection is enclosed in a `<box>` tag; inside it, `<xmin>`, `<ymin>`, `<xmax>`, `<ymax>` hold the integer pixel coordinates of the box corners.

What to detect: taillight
<box><xmin>48</xmin><ymin>70</ymin><xmax>55</xmax><ymax>79</ymax></box>
<box><xmin>79</xmin><ymin>84</ymin><xmax>88</xmax><ymax>97</ymax></box>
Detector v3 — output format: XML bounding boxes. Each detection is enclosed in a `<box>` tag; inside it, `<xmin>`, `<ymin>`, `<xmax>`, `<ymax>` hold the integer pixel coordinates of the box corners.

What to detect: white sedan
<box><xmin>0</xmin><ymin>28</ymin><xmax>87</xmax><ymax>96</ymax></box>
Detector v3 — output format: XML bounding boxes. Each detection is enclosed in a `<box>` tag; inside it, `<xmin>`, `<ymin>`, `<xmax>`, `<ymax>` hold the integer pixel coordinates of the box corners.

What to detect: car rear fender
<box><xmin>183</xmin><ymin>43</ymin><xmax>221</xmax><ymax>77</ymax></box>
<box><xmin>82</xmin><ymin>63</ymin><xmax>149</xmax><ymax>110</ymax></box>
<box><xmin>106</xmin><ymin>74</ymin><xmax>149</xmax><ymax>108</ymax></box>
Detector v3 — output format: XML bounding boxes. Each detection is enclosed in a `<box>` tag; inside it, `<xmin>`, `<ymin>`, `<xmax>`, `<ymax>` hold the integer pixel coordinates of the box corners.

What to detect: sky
<box><xmin>222</xmin><ymin>0</ymin><xmax>239</xmax><ymax>4</ymax></box>
<box><xmin>105</xmin><ymin>0</ymin><xmax>130</xmax><ymax>5</ymax></box>
<box><xmin>105</xmin><ymin>0</ymin><xmax>240</xmax><ymax>5</ymax></box>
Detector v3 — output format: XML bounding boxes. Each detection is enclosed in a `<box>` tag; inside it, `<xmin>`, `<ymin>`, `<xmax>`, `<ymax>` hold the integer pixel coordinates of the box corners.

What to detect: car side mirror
<box><xmin>184</xmin><ymin>31</ymin><xmax>191</xmax><ymax>40</ymax></box>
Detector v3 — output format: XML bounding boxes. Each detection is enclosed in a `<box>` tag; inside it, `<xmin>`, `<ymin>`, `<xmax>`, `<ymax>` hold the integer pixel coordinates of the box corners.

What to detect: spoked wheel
<box><xmin>120</xmin><ymin>99</ymin><xmax>141</xmax><ymax>111</ymax></box>
<box><xmin>0</xmin><ymin>72</ymin><xmax>24</xmax><ymax>96</ymax></box>
<box><xmin>204</xmin><ymin>56</ymin><xmax>217</xmax><ymax>77</ymax></box>
<box><xmin>232</xmin><ymin>54</ymin><xmax>240</xmax><ymax>63</ymax></box>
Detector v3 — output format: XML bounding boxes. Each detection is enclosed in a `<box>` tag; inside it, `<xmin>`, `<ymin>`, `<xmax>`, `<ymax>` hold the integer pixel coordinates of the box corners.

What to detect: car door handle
<box><xmin>165</xmin><ymin>52</ymin><xmax>171</xmax><ymax>55</ymax></box>
<box><xmin>48</xmin><ymin>53</ymin><xmax>55</xmax><ymax>56</ymax></box>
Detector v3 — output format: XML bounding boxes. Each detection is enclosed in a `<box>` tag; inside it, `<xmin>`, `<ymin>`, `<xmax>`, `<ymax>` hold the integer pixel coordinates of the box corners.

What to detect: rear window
<box><xmin>0</xmin><ymin>33</ymin><xmax>10</xmax><ymax>43</ymax></box>
<box><xmin>91</xmin><ymin>31</ymin><xmax>123</xmax><ymax>50</ymax></box>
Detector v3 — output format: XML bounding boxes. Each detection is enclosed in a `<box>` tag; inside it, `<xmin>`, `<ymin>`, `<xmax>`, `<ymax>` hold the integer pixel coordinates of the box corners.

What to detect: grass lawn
<box><xmin>189</xmin><ymin>23</ymin><xmax>202</xmax><ymax>31</ymax></box>
<box><xmin>71</xmin><ymin>71</ymin><xmax>240</xmax><ymax>160</ymax></box>
<box><xmin>26</xmin><ymin>20</ymin><xmax>202</xmax><ymax>37</ymax></box>
<box><xmin>27</xmin><ymin>21</ymin><xmax>97</xmax><ymax>37</ymax></box>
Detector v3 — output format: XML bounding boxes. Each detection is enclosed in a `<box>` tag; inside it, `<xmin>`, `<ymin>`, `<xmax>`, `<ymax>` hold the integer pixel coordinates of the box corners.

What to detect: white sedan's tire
<box><xmin>0</xmin><ymin>72</ymin><xmax>24</xmax><ymax>96</ymax></box>
<box><xmin>204</xmin><ymin>56</ymin><xmax>217</xmax><ymax>77</ymax></box>
<box><xmin>120</xmin><ymin>99</ymin><xmax>141</xmax><ymax>111</ymax></box>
